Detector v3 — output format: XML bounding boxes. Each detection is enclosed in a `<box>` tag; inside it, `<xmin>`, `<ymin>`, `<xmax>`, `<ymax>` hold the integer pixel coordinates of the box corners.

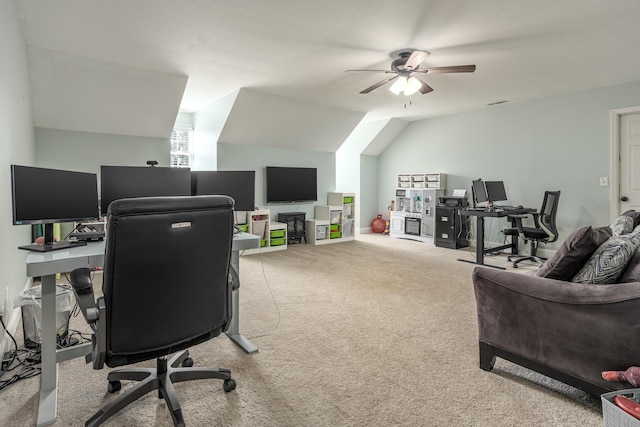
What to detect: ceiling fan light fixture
<box><xmin>404</xmin><ymin>77</ymin><xmax>422</xmax><ymax>96</ymax></box>
<box><xmin>389</xmin><ymin>76</ymin><xmax>407</xmax><ymax>95</ymax></box>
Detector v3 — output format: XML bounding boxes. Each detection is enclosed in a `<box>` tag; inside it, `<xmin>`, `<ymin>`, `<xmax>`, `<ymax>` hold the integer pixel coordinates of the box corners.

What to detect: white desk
<box><xmin>25</xmin><ymin>232</ymin><xmax>259</xmax><ymax>426</ymax></box>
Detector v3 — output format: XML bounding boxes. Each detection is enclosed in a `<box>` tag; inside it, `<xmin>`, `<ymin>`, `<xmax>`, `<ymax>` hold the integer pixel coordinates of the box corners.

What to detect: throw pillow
<box><xmin>610</xmin><ymin>215</ymin><xmax>634</xmax><ymax>236</ymax></box>
<box><xmin>571</xmin><ymin>233</ymin><xmax>640</xmax><ymax>284</ymax></box>
<box><xmin>623</xmin><ymin>210</ymin><xmax>640</xmax><ymax>229</ymax></box>
<box><xmin>535</xmin><ymin>225</ymin><xmax>612</xmax><ymax>280</ymax></box>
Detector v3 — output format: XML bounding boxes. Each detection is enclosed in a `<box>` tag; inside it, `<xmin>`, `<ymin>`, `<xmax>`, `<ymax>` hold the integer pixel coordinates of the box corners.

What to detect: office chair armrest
<box><xmin>506</xmin><ymin>214</ymin><xmax>527</xmax><ymax>235</ymax></box>
<box><xmin>70</xmin><ymin>268</ymin><xmax>100</xmax><ymax>326</ymax></box>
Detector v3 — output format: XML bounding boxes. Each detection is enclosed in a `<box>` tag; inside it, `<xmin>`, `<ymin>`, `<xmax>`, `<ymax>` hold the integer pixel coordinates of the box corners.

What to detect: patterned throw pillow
<box><xmin>610</xmin><ymin>215</ymin><xmax>634</xmax><ymax>236</ymax></box>
<box><xmin>572</xmin><ymin>233</ymin><xmax>640</xmax><ymax>284</ymax></box>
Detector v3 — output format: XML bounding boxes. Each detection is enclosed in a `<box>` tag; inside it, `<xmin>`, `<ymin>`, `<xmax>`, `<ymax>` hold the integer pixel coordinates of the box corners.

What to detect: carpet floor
<box><xmin>0</xmin><ymin>233</ymin><xmax>603</xmax><ymax>426</ymax></box>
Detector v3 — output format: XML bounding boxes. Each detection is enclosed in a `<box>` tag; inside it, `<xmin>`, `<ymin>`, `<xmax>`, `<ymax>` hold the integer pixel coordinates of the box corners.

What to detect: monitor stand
<box><xmin>18</xmin><ymin>223</ymin><xmax>87</xmax><ymax>252</ymax></box>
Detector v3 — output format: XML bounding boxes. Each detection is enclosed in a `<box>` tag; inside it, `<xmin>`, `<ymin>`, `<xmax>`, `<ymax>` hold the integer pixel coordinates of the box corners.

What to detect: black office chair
<box><xmin>504</xmin><ymin>190</ymin><xmax>561</xmax><ymax>268</ymax></box>
<box><xmin>70</xmin><ymin>195</ymin><xmax>237</xmax><ymax>426</ymax></box>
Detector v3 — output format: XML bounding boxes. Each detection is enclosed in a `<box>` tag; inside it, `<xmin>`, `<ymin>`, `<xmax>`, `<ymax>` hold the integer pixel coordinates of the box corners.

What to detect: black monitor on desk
<box><xmin>472</xmin><ymin>179</ymin><xmax>488</xmax><ymax>208</ymax></box>
<box><xmin>485</xmin><ymin>181</ymin><xmax>507</xmax><ymax>203</ymax></box>
<box><xmin>11</xmin><ymin>165</ymin><xmax>99</xmax><ymax>251</ymax></box>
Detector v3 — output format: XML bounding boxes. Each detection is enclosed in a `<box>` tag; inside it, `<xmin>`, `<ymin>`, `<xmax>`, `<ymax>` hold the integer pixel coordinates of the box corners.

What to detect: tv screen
<box><xmin>485</xmin><ymin>181</ymin><xmax>507</xmax><ymax>202</ymax></box>
<box><xmin>472</xmin><ymin>179</ymin><xmax>488</xmax><ymax>204</ymax></box>
<box><xmin>11</xmin><ymin>165</ymin><xmax>99</xmax><ymax>225</ymax></box>
<box><xmin>100</xmin><ymin>166</ymin><xmax>191</xmax><ymax>213</ymax></box>
<box><xmin>191</xmin><ymin>170</ymin><xmax>256</xmax><ymax>211</ymax></box>
<box><xmin>266</xmin><ymin>166</ymin><xmax>317</xmax><ymax>203</ymax></box>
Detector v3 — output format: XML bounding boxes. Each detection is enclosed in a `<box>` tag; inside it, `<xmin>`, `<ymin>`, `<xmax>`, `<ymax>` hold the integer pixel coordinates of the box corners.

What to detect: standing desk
<box><xmin>458</xmin><ymin>207</ymin><xmax>536</xmax><ymax>270</ymax></box>
<box><xmin>25</xmin><ymin>232</ymin><xmax>259</xmax><ymax>427</ymax></box>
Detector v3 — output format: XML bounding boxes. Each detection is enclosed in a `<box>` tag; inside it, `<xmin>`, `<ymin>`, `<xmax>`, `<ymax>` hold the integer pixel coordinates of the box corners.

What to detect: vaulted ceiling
<box><xmin>16</xmin><ymin>0</ymin><xmax>640</xmax><ymax>149</ymax></box>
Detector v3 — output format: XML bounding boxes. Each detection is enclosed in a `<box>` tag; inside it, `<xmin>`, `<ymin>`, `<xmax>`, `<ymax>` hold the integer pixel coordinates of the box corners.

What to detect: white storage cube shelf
<box><xmin>308</xmin><ymin>192</ymin><xmax>356</xmax><ymax>245</ymax></box>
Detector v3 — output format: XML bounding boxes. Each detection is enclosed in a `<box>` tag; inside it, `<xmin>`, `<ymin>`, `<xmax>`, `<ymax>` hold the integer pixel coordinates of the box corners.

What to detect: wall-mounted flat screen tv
<box><xmin>100</xmin><ymin>165</ymin><xmax>191</xmax><ymax>214</ymax></box>
<box><xmin>266</xmin><ymin>166</ymin><xmax>317</xmax><ymax>203</ymax></box>
<box><xmin>191</xmin><ymin>170</ymin><xmax>256</xmax><ymax>211</ymax></box>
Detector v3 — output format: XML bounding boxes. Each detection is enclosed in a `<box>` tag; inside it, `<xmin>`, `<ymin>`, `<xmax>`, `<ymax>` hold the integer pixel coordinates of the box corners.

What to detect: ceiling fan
<box><xmin>346</xmin><ymin>49</ymin><xmax>476</xmax><ymax>95</ymax></box>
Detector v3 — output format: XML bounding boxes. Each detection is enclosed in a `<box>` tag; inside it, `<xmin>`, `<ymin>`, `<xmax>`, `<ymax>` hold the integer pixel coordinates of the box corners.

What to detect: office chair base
<box><xmin>86</xmin><ymin>350</ymin><xmax>235</xmax><ymax>427</ymax></box>
<box><xmin>507</xmin><ymin>254</ymin><xmax>547</xmax><ymax>268</ymax></box>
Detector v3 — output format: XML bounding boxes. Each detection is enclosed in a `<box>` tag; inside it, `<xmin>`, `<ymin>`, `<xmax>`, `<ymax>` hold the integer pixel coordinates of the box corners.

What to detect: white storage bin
<box><xmin>602</xmin><ymin>389</ymin><xmax>640</xmax><ymax>427</ymax></box>
<box><xmin>343</xmin><ymin>219</ymin><xmax>353</xmax><ymax>238</ymax></box>
<box><xmin>251</xmin><ymin>220</ymin><xmax>267</xmax><ymax>239</ymax></box>
<box><xmin>330</xmin><ymin>211</ymin><xmax>342</xmax><ymax>224</ymax></box>
<box><xmin>316</xmin><ymin>225</ymin><xmax>328</xmax><ymax>240</ymax></box>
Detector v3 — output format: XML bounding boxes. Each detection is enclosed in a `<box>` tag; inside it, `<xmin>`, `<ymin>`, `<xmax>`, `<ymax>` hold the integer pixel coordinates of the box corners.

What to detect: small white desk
<box><xmin>25</xmin><ymin>232</ymin><xmax>259</xmax><ymax>426</ymax></box>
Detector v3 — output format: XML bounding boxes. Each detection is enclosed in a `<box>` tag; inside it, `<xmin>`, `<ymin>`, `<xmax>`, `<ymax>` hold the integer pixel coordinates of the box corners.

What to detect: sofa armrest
<box><xmin>473</xmin><ymin>266</ymin><xmax>640</xmax><ymax>391</ymax></box>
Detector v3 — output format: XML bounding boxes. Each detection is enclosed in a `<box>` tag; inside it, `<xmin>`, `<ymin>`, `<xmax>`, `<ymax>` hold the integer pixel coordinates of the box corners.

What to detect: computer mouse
<box><xmin>517</xmin><ymin>205</ymin><xmax>523</xmax><ymax>209</ymax></box>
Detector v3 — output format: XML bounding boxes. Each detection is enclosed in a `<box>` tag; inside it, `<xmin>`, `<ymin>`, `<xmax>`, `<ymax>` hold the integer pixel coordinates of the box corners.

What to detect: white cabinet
<box><xmin>308</xmin><ymin>192</ymin><xmax>356</xmax><ymax>245</ymax></box>
<box><xmin>242</xmin><ymin>209</ymin><xmax>288</xmax><ymax>255</ymax></box>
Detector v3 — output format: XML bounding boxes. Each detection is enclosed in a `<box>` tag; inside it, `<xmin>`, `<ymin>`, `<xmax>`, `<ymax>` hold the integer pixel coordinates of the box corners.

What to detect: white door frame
<box><xmin>610</xmin><ymin>106</ymin><xmax>640</xmax><ymax>222</ymax></box>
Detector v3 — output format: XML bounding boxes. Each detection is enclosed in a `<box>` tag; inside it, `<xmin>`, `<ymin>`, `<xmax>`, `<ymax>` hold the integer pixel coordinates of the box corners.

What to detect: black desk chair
<box><xmin>504</xmin><ymin>191</ymin><xmax>561</xmax><ymax>268</ymax></box>
<box><xmin>70</xmin><ymin>195</ymin><xmax>237</xmax><ymax>426</ymax></box>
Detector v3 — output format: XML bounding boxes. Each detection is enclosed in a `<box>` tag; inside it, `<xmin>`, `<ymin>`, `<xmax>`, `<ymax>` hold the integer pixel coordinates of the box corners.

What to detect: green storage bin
<box><xmin>330</xmin><ymin>224</ymin><xmax>340</xmax><ymax>231</ymax></box>
<box><xmin>343</xmin><ymin>197</ymin><xmax>354</xmax><ymax>204</ymax></box>
<box><xmin>260</xmin><ymin>239</ymin><xmax>267</xmax><ymax>247</ymax></box>
<box><xmin>330</xmin><ymin>231</ymin><xmax>342</xmax><ymax>239</ymax></box>
<box><xmin>270</xmin><ymin>229</ymin><xmax>285</xmax><ymax>238</ymax></box>
<box><xmin>237</xmin><ymin>224</ymin><xmax>249</xmax><ymax>232</ymax></box>
<box><xmin>271</xmin><ymin>237</ymin><xmax>286</xmax><ymax>246</ymax></box>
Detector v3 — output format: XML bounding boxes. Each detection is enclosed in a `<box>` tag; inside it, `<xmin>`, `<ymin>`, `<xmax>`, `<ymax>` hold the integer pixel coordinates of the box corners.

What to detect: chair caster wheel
<box><xmin>223</xmin><ymin>378</ymin><xmax>236</xmax><ymax>392</ymax></box>
<box><xmin>181</xmin><ymin>357</ymin><xmax>194</xmax><ymax>368</ymax></box>
<box><xmin>108</xmin><ymin>380</ymin><xmax>121</xmax><ymax>393</ymax></box>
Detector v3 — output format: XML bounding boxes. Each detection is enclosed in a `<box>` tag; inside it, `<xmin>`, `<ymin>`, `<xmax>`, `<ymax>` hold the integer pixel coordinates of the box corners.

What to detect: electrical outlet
<box><xmin>600</xmin><ymin>177</ymin><xmax>609</xmax><ymax>187</ymax></box>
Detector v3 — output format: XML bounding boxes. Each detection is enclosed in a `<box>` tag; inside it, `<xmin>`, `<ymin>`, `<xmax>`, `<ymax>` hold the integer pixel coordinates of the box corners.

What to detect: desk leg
<box><xmin>225</xmin><ymin>251</ymin><xmax>258</xmax><ymax>354</ymax></box>
<box><xmin>458</xmin><ymin>216</ymin><xmax>505</xmax><ymax>270</ymax></box>
<box><xmin>37</xmin><ymin>274</ymin><xmax>58</xmax><ymax>427</ymax></box>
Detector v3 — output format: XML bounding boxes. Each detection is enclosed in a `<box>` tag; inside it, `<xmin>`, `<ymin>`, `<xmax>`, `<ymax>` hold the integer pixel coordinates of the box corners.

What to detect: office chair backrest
<box><xmin>102</xmin><ymin>195</ymin><xmax>235</xmax><ymax>367</ymax></box>
<box><xmin>539</xmin><ymin>191</ymin><xmax>560</xmax><ymax>243</ymax></box>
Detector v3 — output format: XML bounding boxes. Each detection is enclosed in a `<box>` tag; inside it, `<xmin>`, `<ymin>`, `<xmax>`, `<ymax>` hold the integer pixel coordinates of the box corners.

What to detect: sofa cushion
<box><xmin>572</xmin><ymin>233</ymin><xmax>640</xmax><ymax>284</ymax></box>
<box><xmin>534</xmin><ymin>226</ymin><xmax>612</xmax><ymax>280</ymax></box>
<box><xmin>610</xmin><ymin>215</ymin><xmax>634</xmax><ymax>235</ymax></box>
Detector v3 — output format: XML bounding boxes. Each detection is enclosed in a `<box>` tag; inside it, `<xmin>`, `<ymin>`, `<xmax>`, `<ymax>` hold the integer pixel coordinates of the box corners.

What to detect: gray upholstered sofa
<box><xmin>473</xmin><ymin>211</ymin><xmax>640</xmax><ymax>396</ymax></box>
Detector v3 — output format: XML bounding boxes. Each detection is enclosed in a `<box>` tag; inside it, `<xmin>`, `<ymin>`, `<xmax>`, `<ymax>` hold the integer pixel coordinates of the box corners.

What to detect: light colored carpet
<box><xmin>0</xmin><ymin>234</ymin><xmax>602</xmax><ymax>426</ymax></box>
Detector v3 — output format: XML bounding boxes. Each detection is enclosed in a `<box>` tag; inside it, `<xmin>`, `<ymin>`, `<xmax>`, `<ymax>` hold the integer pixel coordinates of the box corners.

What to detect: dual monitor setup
<box><xmin>471</xmin><ymin>179</ymin><xmax>508</xmax><ymax>209</ymax></box>
<box><xmin>11</xmin><ymin>164</ymin><xmax>318</xmax><ymax>252</ymax></box>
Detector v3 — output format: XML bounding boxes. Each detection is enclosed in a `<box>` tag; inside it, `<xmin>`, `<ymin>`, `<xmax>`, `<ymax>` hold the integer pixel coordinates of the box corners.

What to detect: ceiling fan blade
<box><xmin>360</xmin><ymin>75</ymin><xmax>399</xmax><ymax>94</ymax></box>
<box><xmin>344</xmin><ymin>69</ymin><xmax>395</xmax><ymax>73</ymax></box>
<box><xmin>403</xmin><ymin>50</ymin><xmax>430</xmax><ymax>70</ymax></box>
<box><xmin>414</xmin><ymin>76</ymin><xmax>434</xmax><ymax>94</ymax></box>
<box><xmin>421</xmin><ymin>65</ymin><xmax>476</xmax><ymax>74</ymax></box>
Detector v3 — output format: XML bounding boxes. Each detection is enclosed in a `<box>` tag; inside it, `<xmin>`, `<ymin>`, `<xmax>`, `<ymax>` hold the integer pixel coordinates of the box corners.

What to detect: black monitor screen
<box><xmin>191</xmin><ymin>170</ymin><xmax>256</xmax><ymax>211</ymax></box>
<box><xmin>11</xmin><ymin>165</ymin><xmax>99</xmax><ymax>225</ymax></box>
<box><xmin>472</xmin><ymin>179</ymin><xmax>488</xmax><ymax>204</ymax></box>
<box><xmin>266</xmin><ymin>166</ymin><xmax>317</xmax><ymax>203</ymax></box>
<box><xmin>485</xmin><ymin>181</ymin><xmax>507</xmax><ymax>202</ymax></box>
<box><xmin>100</xmin><ymin>166</ymin><xmax>191</xmax><ymax>213</ymax></box>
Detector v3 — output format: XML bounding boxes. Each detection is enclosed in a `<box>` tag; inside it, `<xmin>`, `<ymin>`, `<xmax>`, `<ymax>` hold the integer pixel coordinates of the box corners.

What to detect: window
<box><xmin>170</xmin><ymin>128</ymin><xmax>193</xmax><ymax>168</ymax></box>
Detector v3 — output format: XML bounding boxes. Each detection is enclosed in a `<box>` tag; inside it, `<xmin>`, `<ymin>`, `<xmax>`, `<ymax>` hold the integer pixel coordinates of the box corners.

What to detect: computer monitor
<box><xmin>190</xmin><ymin>170</ymin><xmax>256</xmax><ymax>211</ymax></box>
<box><xmin>485</xmin><ymin>181</ymin><xmax>508</xmax><ymax>203</ymax></box>
<box><xmin>100</xmin><ymin>165</ymin><xmax>191</xmax><ymax>214</ymax></box>
<box><xmin>472</xmin><ymin>179</ymin><xmax>488</xmax><ymax>206</ymax></box>
<box><xmin>11</xmin><ymin>165</ymin><xmax>99</xmax><ymax>251</ymax></box>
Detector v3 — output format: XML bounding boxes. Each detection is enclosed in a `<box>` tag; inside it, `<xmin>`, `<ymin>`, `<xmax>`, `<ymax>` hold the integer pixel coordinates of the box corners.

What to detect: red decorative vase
<box><xmin>371</xmin><ymin>214</ymin><xmax>386</xmax><ymax>233</ymax></box>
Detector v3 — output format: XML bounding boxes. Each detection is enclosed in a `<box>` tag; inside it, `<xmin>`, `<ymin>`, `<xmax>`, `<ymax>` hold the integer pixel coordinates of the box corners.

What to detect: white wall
<box><xmin>378</xmin><ymin>80</ymin><xmax>640</xmax><ymax>248</ymax></box>
<box><xmin>35</xmin><ymin>128</ymin><xmax>170</xmax><ymax>175</ymax></box>
<box><xmin>1</xmin><ymin>0</ymin><xmax>36</xmax><ymax>327</ymax></box>
<box><xmin>217</xmin><ymin>143</ymin><xmax>335</xmax><ymax>219</ymax></box>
